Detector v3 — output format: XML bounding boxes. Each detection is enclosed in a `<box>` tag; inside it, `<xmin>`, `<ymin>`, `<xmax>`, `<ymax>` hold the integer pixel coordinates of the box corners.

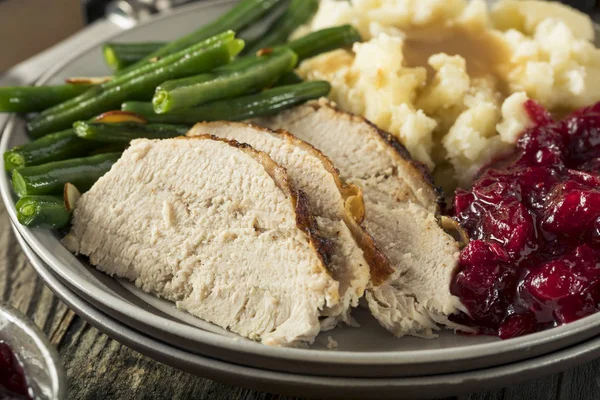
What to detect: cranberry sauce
<box><xmin>0</xmin><ymin>342</ymin><xmax>31</xmax><ymax>400</ymax></box>
<box><xmin>451</xmin><ymin>100</ymin><xmax>600</xmax><ymax>339</ymax></box>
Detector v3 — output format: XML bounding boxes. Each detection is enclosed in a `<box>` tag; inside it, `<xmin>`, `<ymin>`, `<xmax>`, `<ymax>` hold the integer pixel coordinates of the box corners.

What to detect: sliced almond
<box><xmin>65</xmin><ymin>76</ymin><xmax>113</xmax><ymax>85</ymax></box>
<box><xmin>440</xmin><ymin>215</ymin><xmax>469</xmax><ymax>248</ymax></box>
<box><xmin>94</xmin><ymin>110</ymin><xmax>148</xmax><ymax>124</ymax></box>
<box><xmin>256</xmin><ymin>48</ymin><xmax>274</xmax><ymax>56</ymax></box>
<box><xmin>64</xmin><ymin>183</ymin><xmax>82</xmax><ymax>213</ymax></box>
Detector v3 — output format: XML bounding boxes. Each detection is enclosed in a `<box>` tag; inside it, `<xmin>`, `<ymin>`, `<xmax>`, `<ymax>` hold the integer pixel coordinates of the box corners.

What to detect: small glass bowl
<box><xmin>0</xmin><ymin>302</ymin><xmax>67</xmax><ymax>399</ymax></box>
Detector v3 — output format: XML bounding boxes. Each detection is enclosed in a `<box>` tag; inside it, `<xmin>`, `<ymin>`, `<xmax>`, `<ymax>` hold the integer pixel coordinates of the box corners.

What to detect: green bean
<box><xmin>74</xmin><ymin>122</ymin><xmax>189</xmax><ymax>143</ymax></box>
<box><xmin>274</xmin><ymin>71</ymin><xmax>303</xmax><ymax>86</ymax></box>
<box><xmin>287</xmin><ymin>25</ymin><xmax>361</xmax><ymax>62</ymax></box>
<box><xmin>3</xmin><ymin>129</ymin><xmax>99</xmax><ymax>171</ymax></box>
<box><xmin>153</xmin><ymin>48</ymin><xmax>297</xmax><ymax>113</ymax></box>
<box><xmin>27</xmin><ymin>36</ymin><xmax>244</xmax><ymax>138</ymax></box>
<box><xmin>122</xmin><ymin>80</ymin><xmax>330</xmax><ymax>124</ymax></box>
<box><xmin>90</xmin><ymin>143</ymin><xmax>128</xmax><ymax>155</ymax></box>
<box><xmin>103</xmin><ymin>42</ymin><xmax>164</xmax><ymax>71</ymax></box>
<box><xmin>244</xmin><ymin>0</ymin><xmax>319</xmax><ymax>55</ymax></box>
<box><xmin>11</xmin><ymin>153</ymin><xmax>121</xmax><ymax>197</ymax></box>
<box><xmin>39</xmin><ymin>31</ymin><xmax>235</xmax><ymax>119</ymax></box>
<box><xmin>16</xmin><ymin>195</ymin><xmax>71</xmax><ymax>229</ymax></box>
<box><xmin>119</xmin><ymin>0</ymin><xmax>284</xmax><ymax>74</ymax></box>
<box><xmin>0</xmin><ymin>84</ymin><xmax>94</xmax><ymax>113</ymax></box>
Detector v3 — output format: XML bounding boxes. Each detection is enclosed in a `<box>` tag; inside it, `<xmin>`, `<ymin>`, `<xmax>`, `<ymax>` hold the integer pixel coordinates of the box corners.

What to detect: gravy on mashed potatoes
<box><xmin>293</xmin><ymin>0</ymin><xmax>600</xmax><ymax>191</ymax></box>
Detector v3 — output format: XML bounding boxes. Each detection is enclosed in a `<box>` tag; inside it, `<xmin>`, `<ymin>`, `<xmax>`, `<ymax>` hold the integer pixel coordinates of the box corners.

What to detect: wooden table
<box><xmin>2</xmin><ymin>203</ymin><xmax>600</xmax><ymax>400</ymax></box>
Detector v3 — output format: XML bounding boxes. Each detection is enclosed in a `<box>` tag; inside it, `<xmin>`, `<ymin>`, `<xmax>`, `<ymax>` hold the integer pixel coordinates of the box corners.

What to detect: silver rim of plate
<box><xmin>2</xmin><ymin>0</ymin><xmax>600</xmax><ymax>378</ymax></box>
<box><xmin>12</xmin><ymin>223</ymin><xmax>600</xmax><ymax>399</ymax></box>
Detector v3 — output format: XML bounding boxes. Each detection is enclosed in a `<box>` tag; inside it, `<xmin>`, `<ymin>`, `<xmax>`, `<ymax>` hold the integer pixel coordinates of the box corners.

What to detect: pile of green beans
<box><xmin>1</xmin><ymin>0</ymin><xmax>365</xmax><ymax>229</ymax></box>
<box><xmin>103</xmin><ymin>24</ymin><xmax>359</xmax><ymax>74</ymax></box>
<box><xmin>74</xmin><ymin>122</ymin><xmax>190</xmax><ymax>144</ymax></box>
<box><xmin>3</xmin><ymin>129</ymin><xmax>97</xmax><ymax>171</ymax></box>
<box><xmin>27</xmin><ymin>32</ymin><xmax>244</xmax><ymax>138</ymax></box>
<box><xmin>286</xmin><ymin>25</ymin><xmax>361</xmax><ymax>62</ymax></box>
<box><xmin>123</xmin><ymin>81</ymin><xmax>331</xmax><ymax>124</ymax></box>
<box><xmin>0</xmin><ymin>84</ymin><xmax>95</xmax><ymax>113</ymax></box>
<box><xmin>116</xmin><ymin>0</ymin><xmax>285</xmax><ymax>75</ymax></box>
<box><xmin>11</xmin><ymin>153</ymin><xmax>121</xmax><ymax>197</ymax></box>
<box><xmin>102</xmin><ymin>42</ymin><xmax>164</xmax><ymax>71</ymax></box>
<box><xmin>153</xmin><ymin>47</ymin><xmax>298</xmax><ymax>113</ymax></box>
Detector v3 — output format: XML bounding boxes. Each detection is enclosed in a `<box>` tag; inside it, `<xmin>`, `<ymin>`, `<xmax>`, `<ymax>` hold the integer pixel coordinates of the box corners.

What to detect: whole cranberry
<box><xmin>523</xmin><ymin>99</ymin><xmax>553</xmax><ymax>126</ymax></box>
<box><xmin>459</xmin><ymin>240</ymin><xmax>510</xmax><ymax>266</ymax></box>
<box><xmin>517</xmin><ymin>126</ymin><xmax>566</xmax><ymax>167</ymax></box>
<box><xmin>524</xmin><ymin>258</ymin><xmax>587</xmax><ymax>301</ymax></box>
<box><xmin>541</xmin><ymin>183</ymin><xmax>600</xmax><ymax>238</ymax></box>
<box><xmin>481</xmin><ymin>201</ymin><xmax>534</xmax><ymax>257</ymax></box>
<box><xmin>498</xmin><ymin>312</ymin><xmax>539</xmax><ymax>339</ymax></box>
<box><xmin>452</xmin><ymin>263</ymin><xmax>516</xmax><ymax>328</ymax></box>
<box><xmin>554</xmin><ymin>292</ymin><xmax>597</xmax><ymax>324</ymax></box>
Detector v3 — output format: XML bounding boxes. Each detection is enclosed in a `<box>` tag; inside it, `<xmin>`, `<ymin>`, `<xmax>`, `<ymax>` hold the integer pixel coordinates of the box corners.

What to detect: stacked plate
<box><xmin>3</xmin><ymin>1</ymin><xmax>600</xmax><ymax>398</ymax></box>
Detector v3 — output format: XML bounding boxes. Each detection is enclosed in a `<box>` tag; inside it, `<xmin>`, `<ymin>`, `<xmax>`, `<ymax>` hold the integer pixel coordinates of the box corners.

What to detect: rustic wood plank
<box><xmin>58</xmin><ymin>315</ymin><xmax>315</xmax><ymax>400</ymax></box>
<box><xmin>557</xmin><ymin>360</ymin><xmax>600</xmax><ymax>400</ymax></box>
<box><xmin>458</xmin><ymin>390</ymin><xmax>503</xmax><ymax>400</ymax></box>
<box><xmin>502</xmin><ymin>374</ymin><xmax>560</xmax><ymax>400</ymax></box>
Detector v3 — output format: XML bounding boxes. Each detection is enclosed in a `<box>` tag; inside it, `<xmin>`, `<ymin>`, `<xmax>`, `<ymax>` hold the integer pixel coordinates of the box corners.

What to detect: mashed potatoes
<box><xmin>294</xmin><ymin>0</ymin><xmax>600</xmax><ymax>190</ymax></box>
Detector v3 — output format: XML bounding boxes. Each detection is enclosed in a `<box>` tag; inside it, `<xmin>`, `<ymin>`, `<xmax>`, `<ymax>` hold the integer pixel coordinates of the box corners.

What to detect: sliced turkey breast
<box><xmin>188</xmin><ymin>121</ymin><xmax>393</xmax><ymax>324</ymax></box>
<box><xmin>255</xmin><ymin>99</ymin><xmax>468</xmax><ymax>338</ymax></box>
<box><xmin>63</xmin><ymin>136</ymin><xmax>343</xmax><ymax>346</ymax></box>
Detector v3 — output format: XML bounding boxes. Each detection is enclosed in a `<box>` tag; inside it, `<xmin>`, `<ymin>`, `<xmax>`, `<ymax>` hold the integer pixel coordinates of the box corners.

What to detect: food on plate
<box><xmin>189</xmin><ymin>121</ymin><xmax>385</xmax><ymax>322</ymax></box>
<box><xmin>63</xmin><ymin>136</ymin><xmax>349</xmax><ymax>346</ymax></box>
<box><xmin>92</xmin><ymin>110</ymin><xmax>148</xmax><ymax>124</ymax></box>
<box><xmin>3</xmin><ymin>0</ymin><xmax>600</xmax><ymax>345</ymax></box>
<box><xmin>103</xmin><ymin>42</ymin><xmax>164</xmax><ymax>71</ymax></box>
<box><xmin>11</xmin><ymin>153</ymin><xmax>121</xmax><ymax>197</ymax></box>
<box><xmin>104</xmin><ymin>22</ymin><xmax>359</xmax><ymax>75</ymax></box>
<box><xmin>152</xmin><ymin>47</ymin><xmax>298</xmax><ymax>113</ymax></box>
<box><xmin>451</xmin><ymin>100</ymin><xmax>600</xmax><ymax>339</ymax></box>
<box><xmin>0</xmin><ymin>84</ymin><xmax>94</xmax><ymax>113</ymax></box>
<box><xmin>121</xmin><ymin>81</ymin><xmax>332</xmax><ymax>124</ymax></box>
<box><xmin>27</xmin><ymin>33</ymin><xmax>245</xmax><ymax>137</ymax></box>
<box><xmin>117</xmin><ymin>0</ymin><xmax>285</xmax><ymax>74</ymax></box>
<box><xmin>284</xmin><ymin>25</ymin><xmax>361</xmax><ymax>63</ymax></box>
<box><xmin>15</xmin><ymin>183</ymin><xmax>81</xmax><ymax>230</ymax></box>
<box><xmin>3</xmin><ymin>129</ymin><xmax>97</xmax><ymax>171</ymax></box>
<box><xmin>4</xmin><ymin>6</ymin><xmax>359</xmax><ymax>228</ymax></box>
<box><xmin>255</xmin><ymin>99</ymin><xmax>468</xmax><ymax>337</ymax></box>
<box><xmin>16</xmin><ymin>195</ymin><xmax>72</xmax><ymax>230</ymax></box>
<box><xmin>293</xmin><ymin>0</ymin><xmax>600</xmax><ymax>190</ymax></box>
<box><xmin>73</xmin><ymin>122</ymin><xmax>189</xmax><ymax>144</ymax></box>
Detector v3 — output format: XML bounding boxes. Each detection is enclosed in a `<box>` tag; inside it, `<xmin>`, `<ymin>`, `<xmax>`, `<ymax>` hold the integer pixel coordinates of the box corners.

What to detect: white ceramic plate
<box><xmin>3</xmin><ymin>0</ymin><xmax>600</xmax><ymax>379</ymax></box>
<box><xmin>14</xmin><ymin>225</ymin><xmax>600</xmax><ymax>399</ymax></box>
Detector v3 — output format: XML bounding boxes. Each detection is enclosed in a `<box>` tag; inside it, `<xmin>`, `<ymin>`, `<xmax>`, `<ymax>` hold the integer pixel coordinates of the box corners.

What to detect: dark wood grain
<box><xmin>2</xmin><ymin>202</ymin><xmax>600</xmax><ymax>400</ymax></box>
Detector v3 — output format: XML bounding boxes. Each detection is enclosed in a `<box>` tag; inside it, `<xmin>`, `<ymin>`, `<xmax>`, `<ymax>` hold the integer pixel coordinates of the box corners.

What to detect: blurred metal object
<box><xmin>105</xmin><ymin>0</ymin><xmax>157</xmax><ymax>28</ymax></box>
<box><xmin>155</xmin><ymin>0</ymin><xmax>197</xmax><ymax>11</ymax></box>
<box><xmin>104</xmin><ymin>0</ymin><xmax>198</xmax><ymax>28</ymax></box>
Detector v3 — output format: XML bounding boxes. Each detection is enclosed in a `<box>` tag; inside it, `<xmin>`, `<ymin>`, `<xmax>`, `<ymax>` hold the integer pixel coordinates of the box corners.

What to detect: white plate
<box><xmin>3</xmin><ymin>0</ymin><xmax>600</xmax><ymax>378</ymax></box>
<box><xmin>13</xmin><ymin>223</ymin><xmax>600</xmax><ymax>400</ymax></box>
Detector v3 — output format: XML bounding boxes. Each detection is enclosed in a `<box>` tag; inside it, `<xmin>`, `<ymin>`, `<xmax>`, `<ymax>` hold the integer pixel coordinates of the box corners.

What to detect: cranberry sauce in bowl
<box><xmin>0</xmin><ymin>303</ymin><xmax>65</xmax><ymax>400</ymax></box>
<box><xmin>451</xmin><ymin>100</ymin><xmax>600</xmax><ymax>339</ymax></box>
<box><xmin>0</xmin><ymin>342</ymin><xmax>31</xmax><ymax>400</ymax></box>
